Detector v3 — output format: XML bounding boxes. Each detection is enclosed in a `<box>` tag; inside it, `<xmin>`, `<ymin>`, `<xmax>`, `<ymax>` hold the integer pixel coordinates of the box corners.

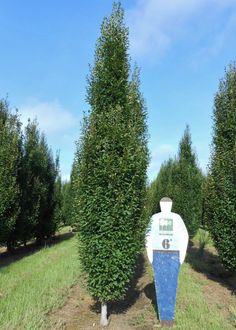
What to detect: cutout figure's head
<box><xmin>160</xmin><ymin>197</ymin><xmax>173</xmax><ymax>213</ymax></box>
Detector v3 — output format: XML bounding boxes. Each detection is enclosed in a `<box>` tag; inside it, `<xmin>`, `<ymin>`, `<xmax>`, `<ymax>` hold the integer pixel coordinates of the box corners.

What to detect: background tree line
<box><xmin>0</xmin><ymin>99</ymin><xmax>74</xmax><ymax>250</ymax></box>
<box><xmin>147</xmin><ymin>125</ymin><xmax>205</xmax><ymax>237</ymax></box>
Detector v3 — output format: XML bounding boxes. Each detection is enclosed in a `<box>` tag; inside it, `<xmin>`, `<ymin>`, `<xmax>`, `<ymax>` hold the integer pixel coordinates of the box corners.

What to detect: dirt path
<box><xmin>49</xmin><ymin>256</ymin><xmax>156</xmax><ymax>330</ymax></box>
<box><xmin>49</xmin><ymin>248</ymin><xmax>236</xmax><ymax>330</ymax></box>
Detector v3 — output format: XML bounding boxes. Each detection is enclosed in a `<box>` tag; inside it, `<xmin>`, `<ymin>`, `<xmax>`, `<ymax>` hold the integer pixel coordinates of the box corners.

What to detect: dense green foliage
<box><xmin>73</xmin><ymin>3</ymin><xmax>149</xmax><ymax>302</ymax></box>
<box><xmin>60</xmin><ymin>158</ymin><xmax>80</xmax><ymax>229</ymax></box>
<box><xmin>29</xmin><ymin>128</ymin><xmax>59</xmax><ymax>242</ymax></box>
<box><xmin>60</xmin><ymin>179</ymin><xmax>77</xmax><ymax>228</ymax></box>
<box><xmin>0</xmin><ymin>100</ymin><xmax>22</xmax><ymax>248</ymax></box>
<box><xmin>16</xmin><ymin>120</ymin><xmax>41</xmax><ymax>244</ymax></box>
<box><xmin>147</xmin><ymin>158</ymin><xmax>177</xmax><ymax>219</ymax></box>
<box><xmin>54</xmin><ymin>171</ymin><xmax>64</xmax><ymax>228</ymax></box>
<box><xmin>204</xmin><ymin>64</ymin><xmax>236</xmax><ymax>271</ymax></box>
<box><xmin>148</xmin><ymin>126</ymin><xmax>204</xmax><ymax>236</ymax></box>
<box><xmin>173</xmin><ymin>126</ymin><xmax>204</xmax><ymax>236</ymax></box>
<box><xmin>0</xmin><ymin>100</ymin><xmax>61</xmax><ymax>248</ymax></box>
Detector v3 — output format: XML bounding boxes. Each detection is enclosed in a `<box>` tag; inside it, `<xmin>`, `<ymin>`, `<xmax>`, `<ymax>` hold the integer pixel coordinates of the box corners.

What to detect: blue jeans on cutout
<box><xmin>153</xmin><ymin>250</ymin><xmax>180</xmax><ymax>321</ymax></box>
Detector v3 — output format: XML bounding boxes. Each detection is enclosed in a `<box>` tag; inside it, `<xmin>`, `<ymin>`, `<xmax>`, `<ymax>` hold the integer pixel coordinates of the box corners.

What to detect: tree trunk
<box><xmin>100</xmin><ymin>302</ymin><xmax>109</xmax><ymax>327</ymax></box>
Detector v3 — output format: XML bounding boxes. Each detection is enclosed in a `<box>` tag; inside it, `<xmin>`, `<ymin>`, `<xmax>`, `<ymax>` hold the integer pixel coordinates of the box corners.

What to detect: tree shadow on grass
<box><xmin>0</xmin><ymin>232</ymin><xmax>74</xmax><ymax>269</ymax></box>
<box><xmin>186</xmin><ymin>240</ymin><xmax>236</xmax><ymax>296</ymax></box>
<box><xmin>90</xmin><ymin>254</ymin><xmax>146</xmax><ymax>316</ymax></box>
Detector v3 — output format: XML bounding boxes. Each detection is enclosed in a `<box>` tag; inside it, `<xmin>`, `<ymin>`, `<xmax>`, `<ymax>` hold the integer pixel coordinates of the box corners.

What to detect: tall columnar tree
<box><xmin>52</xmin><ymin>154</ymin><xmax>64</xmax><ymax>230</ymax></box>
<box><xmin>63</xmin><ymin>157</ymin><xmax>80</xmax><ymax>229</ymax></box>
<box><xmin>19</xmin><ymin>120</ymin><xmax>58</xmax><ymax>244</ymax></box>
<box><xmin>204</xmin><ymin>64</ymin><xmax>236</xmax><ymax>271</ymax></box>
<box><xmin>17</xmin><ymin>120</ymin><xmax>42</xmax><ymax>244</ymax></box>
<box><xmin>61</xmin><ymin>180</ymin><xmax>75</xmax><ymax>227</ymax></box>
<box><xmin>173</xmin><ymin>126</ymin><xmax>204</xmax><ymax>236</ymax></box>
<box><xmin>148</xmin><ymin>158</ymin><xmax>177</xmax><ymax>216</ymax></box>
<box><xmin>34</xmin><ymin>133</ymin><xmax>58</xmax><ymax>241</ymax></box>
<box><xmin>54</xmin><ymin>175</ymin><xmax>63</xmax><ymax>228</ymax></box>
<box><xmin>0</xmin><ymin>99</ymin><xmax>22</xmax><ymax>249</ymax></box>
<box><xmin>73</xmin><ymin>2</ymin><xmax>149</xmax><ymax>326</ymax></box>
<box><xmin>149</xmin><ymin>126</ymin><xmax>204</xmax><ymax>236</ymax></box>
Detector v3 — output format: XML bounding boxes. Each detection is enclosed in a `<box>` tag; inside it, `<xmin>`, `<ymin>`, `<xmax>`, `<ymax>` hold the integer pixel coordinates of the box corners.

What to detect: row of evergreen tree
<box><xmin>148</xmin><ymin>64</ymin><xmax>236</xmax><ymax>272</ymax></box>
<box><xmin>147</xmin><ymin>125</ymin><xmax>204</xmax><ymax>237</ymax></box>
<box><xmin>0</xmin><ymin>99</ymin><xmax>63</xmax><ymax>250</ymax></box>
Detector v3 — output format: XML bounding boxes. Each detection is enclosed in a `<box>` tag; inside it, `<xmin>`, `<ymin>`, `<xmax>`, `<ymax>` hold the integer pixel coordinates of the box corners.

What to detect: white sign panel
<box><xmin>146</xmin><ymin>211</ymin><xmax>189</xmax><ymax>264</ymax></box>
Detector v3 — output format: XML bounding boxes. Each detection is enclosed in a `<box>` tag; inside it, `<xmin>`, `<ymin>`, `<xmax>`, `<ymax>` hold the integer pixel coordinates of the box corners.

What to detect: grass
<box><xmin>173</xmin><ymin>263</ymin><xmax>235</xmax><ymax>330</ymax></box>
<box><xmin>194</xmin><ymin>228</ymin><xmax>213</xmax><ymax>255</ymax></box>
<box><xmin>229</xmin><ymin>305</ymin><xmax>236</xmax><ymax>327</ymax></box>
<box><xmin>0</xmin><ymin>232</ymin><xmax>80</xmax><ymax>330</ymax></box>
<box><xmin>140</xmin><ymin>261</ymin><xmax>235</xmax><ymax>330</ymax></box>
<box><xmin>152</xmin><ymin>230</ymin><xmax>235</xmax><ymax>329</ymax></box>
<box><xmin>0</xmin><ymin>229</ymin><xmax>235</xmax><ymax>329</ymax></box>
<box><xmin>126</xmin><ymin>251</ymin><xmax>235</xmax><ymax>330</ymax></box>
<box><xmin>196</xmin><ymin>228</ymin><xmax>211</xmax><ymax>252</ymax></box>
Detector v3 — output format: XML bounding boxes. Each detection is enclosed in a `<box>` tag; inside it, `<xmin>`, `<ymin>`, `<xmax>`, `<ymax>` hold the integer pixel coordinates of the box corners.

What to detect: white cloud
<box><xmin>191</xmin><ymin>13</ymin><xmax>236</xmax><ymax>68</ymax></box>
<box><xmin>127</xmin><ymin>0</ymin><xmax>236</xmax><ymax>60</ymax></box>
<box><xmin>19</xmin><ymin>99</ymin><xmax>79</xmax><ymax>134</ymax></box>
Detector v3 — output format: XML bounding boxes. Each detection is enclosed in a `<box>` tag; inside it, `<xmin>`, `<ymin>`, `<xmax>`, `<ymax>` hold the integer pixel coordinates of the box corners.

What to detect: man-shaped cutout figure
<box><xmin>146</xmin><ymin>197</ymin><xmax>189</xmax><ymax>327</ymax></box>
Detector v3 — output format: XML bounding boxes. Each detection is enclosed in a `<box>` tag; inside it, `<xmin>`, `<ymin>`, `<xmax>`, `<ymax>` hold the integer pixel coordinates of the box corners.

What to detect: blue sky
<box><xmin>0</xmin><ymin>0</ymin><xmax>236</xmax><ymax>182</ymax></box>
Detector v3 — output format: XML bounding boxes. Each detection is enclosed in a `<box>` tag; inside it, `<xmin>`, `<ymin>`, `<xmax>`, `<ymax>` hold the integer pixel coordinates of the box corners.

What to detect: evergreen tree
<box><xmin>34</xmin><ymin>133</ymin><xmax>58</xmax><ymax>241</ymax></box>
<box><xmin>17</xmin><ymin>120</ymin><xmax>42</xmax><ymax>244</ymax></box>
<box><xmin>149</xmin><ymin>126</ymin><xmax>204</xmax><ymax>236</ymax></box>
<box><xmin>52</xmin><ymin>154</ymin><xmax>64</xmax><ymax>230</ymax></box>
<box><xmin>19</xmin><ymin>120</ymin><xmax>58</xmax><ymax>244</ymax></box>
<box><xmin>173</xmin><ymin>126</ymin><xmax>204</xmax><ymax>236</ymax></box>
<box><xmin>73</xmin><ymin>3</ymin><xmax>149</xmax><ymax>325</ymax></box>
<box><xmin>61</xmin><ymin>180</ymin><xmax>75</xmax><ymax>227</ymax></box>
<box><xmin>63</xmin><ymin>156</ymin><xmax>80</xmax><ymax>229</ymax></box>
<box><xmin>204</xmin><ymin>64</ymin><xmax>236</xmax><ymax>271</ymax></box>
<box><xmin>0</xmin><ymin>99</ymin><xmax>22</xmax><ymax>249</ymax></box>
<box><xmin>149</xmin><ymin>158</ymin><xmax>177</xmax><ymax>215</ymax></box>
<box><xmin>145</xmin><ymin>179</ymin><xmax>158</xmax><ymax>222</ymax></box>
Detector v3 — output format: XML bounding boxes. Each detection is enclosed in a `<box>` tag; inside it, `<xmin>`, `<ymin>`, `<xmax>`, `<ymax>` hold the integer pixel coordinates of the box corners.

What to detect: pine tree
<box><xmin>204</xmin><ymin>64</ymin><xmax>236</xmax><ymax>271</ymax></box>
<box><xmin>73</xmin><ymin>2</ymin><xmax>149</xmax><ymax>325</ymax></box>
<box><xmin>0</xmin><ymin>99</ymin><xmax>22</xmax><ymax>249</ymax></box>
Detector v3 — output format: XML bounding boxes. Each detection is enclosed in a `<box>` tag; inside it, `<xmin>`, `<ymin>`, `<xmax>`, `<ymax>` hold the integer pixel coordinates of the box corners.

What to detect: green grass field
<box><xmin>174</xmin><ymin>263</ymin><xmax>235</xmax><ymax>330</ymax></box>
<box><xmin>0</xmin><ymin>233</ymin><xmax>81</xmax><ymax>330</ymax></box>
<box><xmin>0</xmin><ymin>229</ymin><xmax>235</xmax><ymax>329</ymax></box>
